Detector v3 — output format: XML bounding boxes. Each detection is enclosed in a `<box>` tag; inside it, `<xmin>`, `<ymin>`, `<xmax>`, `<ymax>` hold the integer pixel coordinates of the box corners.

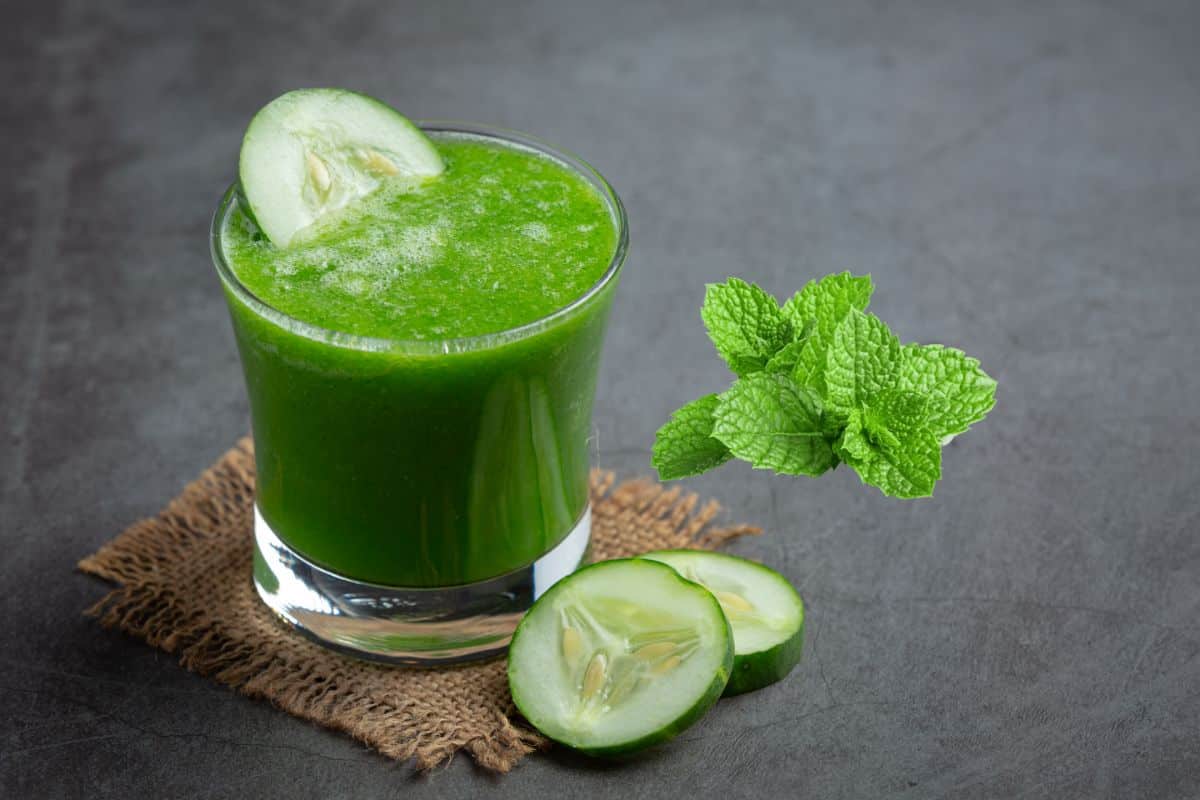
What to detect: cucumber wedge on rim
<box><xmin>238</xmin><ymin>88</ymin><xmax>444</xmax><ymax>247</ymax></box>
<box><xmin>507</xmin><ymin>559</ymin><xmax>733</xmax><ymax>756</ymax></box>
<box><xmin>642</xmin><ymin>550</ymin><xmax>804</xmax><ymax>696</ymax></box>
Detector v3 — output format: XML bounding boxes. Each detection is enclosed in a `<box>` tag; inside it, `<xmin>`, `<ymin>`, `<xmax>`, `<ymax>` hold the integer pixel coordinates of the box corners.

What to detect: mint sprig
<box><xmin>651</xmin><ymin>272</ymin><xmax>996</xmax><ymax>498</ymax></box>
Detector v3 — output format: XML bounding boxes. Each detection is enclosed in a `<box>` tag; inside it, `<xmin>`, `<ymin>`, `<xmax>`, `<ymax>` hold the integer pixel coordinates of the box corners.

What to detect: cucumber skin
<box><xmin>639</xmin><ymin>550</ymin><xmax>806</xmax><ymax>697</ymax></box>
<box><xmin>507</xmin><ymin>558</ymin><xmax>734</xmax><ymax>758</ymax></box>
<box><xmin>723</xmin><ymin>622</ymin><xmax>804</xmax><ymax>696</ymax></box>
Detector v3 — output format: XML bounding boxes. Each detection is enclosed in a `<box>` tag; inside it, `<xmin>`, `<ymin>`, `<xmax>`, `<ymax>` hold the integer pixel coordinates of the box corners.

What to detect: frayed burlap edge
<box><xmin>78</xmin><ymin>437</ymin><xmax>759</xmax><ymax>772</ymax></box>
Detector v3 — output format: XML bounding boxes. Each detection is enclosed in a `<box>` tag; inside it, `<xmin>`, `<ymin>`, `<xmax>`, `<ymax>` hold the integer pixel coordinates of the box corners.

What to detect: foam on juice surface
<box><xmin>221</xmin><ymin>133</ymin><xmax>617</xmax><ymax>341</ymax></box>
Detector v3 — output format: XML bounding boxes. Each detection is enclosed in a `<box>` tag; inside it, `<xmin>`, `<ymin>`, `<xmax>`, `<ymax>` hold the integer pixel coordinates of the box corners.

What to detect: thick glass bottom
<box><xmin>252</xmin><ymin>505</ymin><xmax>591</xmax><ymax>664</ymax></box>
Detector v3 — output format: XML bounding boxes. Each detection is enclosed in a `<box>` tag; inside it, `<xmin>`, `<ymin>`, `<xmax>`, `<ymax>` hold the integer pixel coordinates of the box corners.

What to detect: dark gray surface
<box><xmin>3</xmin><ymin>0</ymin><xmax>1199</xmax><ymax>797</ymax></box>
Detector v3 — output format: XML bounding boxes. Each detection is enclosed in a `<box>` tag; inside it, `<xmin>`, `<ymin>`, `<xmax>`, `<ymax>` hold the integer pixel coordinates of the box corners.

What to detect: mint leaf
<box><xmin>839</xmin><ymin>391</ymin><xmax>925</xmax><ymax>463</ymax></box>
<box><xmin>837</xmin><ymin>391</ymin><xmax>942</xmax><ymax>498</ymax></box>
<box><xmin>834</xmin><ymin>410</ymin><xmax>873</xmax><ymax>463</ymax></box>
<box><xmin>825</xmin><ymin>309</ymin><xmax>900</xmax><ymax>416</ymax></box>
<box><xmin>870</xmin><ymin>389</ymin><xmax>930</xmax><ymax>434</ymax></box>
<box><xmin>781</xmin><ymin>272</ymin><xmax>874</xmax><ymax>395</ymax></box>
<box><xmin>712</xmin><ymin>373</ymin><xmax>835</xmax><ymax>476</ymax></box>
<box><xmin>895</xmin><ymin>344</ymin><xmax>996</xmax><ymax>439</ymax></box>
<box><xmin>652</xmin><ymin>394</ymin><xmax>732</xmax><ymax>480</ymax></box>
<box><xmin>781</xmin><ymin>271</ymin><xmax>874</xmax><ymax>330</ymax></box>
<box><xmin>763</xmin><ymin>337</ymin><xmax>808</xmax><ymax>374</ymax></box>
<box><xmin>843</xmin><ymin>426</ymin><xmax>942</xmax><ymax>498</ymax></box>
<box><xmin>701</xmin><ymin>278</ymin><xmax>792</xmax><ymax>376</ymax></box>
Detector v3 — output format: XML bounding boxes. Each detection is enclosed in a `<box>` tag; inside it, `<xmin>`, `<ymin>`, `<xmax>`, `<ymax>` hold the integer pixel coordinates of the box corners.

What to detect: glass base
<box><xmin>252</xmin><ymin>505</ymin><xmax>591</xmax><ymax>665</ymax></box>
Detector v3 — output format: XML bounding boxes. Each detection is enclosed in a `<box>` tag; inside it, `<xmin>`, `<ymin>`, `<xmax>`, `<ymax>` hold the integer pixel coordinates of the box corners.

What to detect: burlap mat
<box><xmin>78</xmin><ymin>437</ymin><xmax>759</xmax><ymax>772</ymax></box>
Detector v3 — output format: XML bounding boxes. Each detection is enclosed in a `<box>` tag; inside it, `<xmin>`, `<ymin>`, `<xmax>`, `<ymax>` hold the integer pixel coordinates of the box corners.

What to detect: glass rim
<box><xmin>210</xmin><ymin>120</ymin><xmax>629</xmax><ymax>355</ymax></box>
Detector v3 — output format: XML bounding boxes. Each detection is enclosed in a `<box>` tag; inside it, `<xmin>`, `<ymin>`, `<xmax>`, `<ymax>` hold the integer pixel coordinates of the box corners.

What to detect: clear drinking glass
<box><xmin>211</xmin><ymin>123</ymin><xmax>628</xmax><ymax>663</ymax></box>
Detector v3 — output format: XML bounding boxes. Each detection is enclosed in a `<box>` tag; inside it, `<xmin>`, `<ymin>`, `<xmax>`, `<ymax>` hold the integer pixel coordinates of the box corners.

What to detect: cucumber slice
<box><xmin>641</xmin><ymin>550</ymin><xmax>804</xmax><ymax>696</ymax></box>
<box><xmin>238</xmin><ymin>88</ymin><xmax>444</xmax><ymax>247</ymax></box>
<box><xmin>507</xmin><ymin>559</ymin><xmax>733</xmax><ymax>756</ymax></box>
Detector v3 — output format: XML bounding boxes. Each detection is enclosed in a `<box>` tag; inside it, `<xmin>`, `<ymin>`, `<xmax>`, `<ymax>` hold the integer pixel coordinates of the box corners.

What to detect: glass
<box><xmin>211</xmin><ymin>123</ymin><xmax>628</xmax><ymax>663</ymax></box>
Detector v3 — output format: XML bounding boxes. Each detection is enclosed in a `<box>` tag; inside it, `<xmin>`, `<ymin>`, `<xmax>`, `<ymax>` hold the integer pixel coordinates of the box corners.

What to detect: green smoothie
<box><xmin>214</xmin><ymin>128</ymin><xmax>623</xmax><ymax>587</ymax></box>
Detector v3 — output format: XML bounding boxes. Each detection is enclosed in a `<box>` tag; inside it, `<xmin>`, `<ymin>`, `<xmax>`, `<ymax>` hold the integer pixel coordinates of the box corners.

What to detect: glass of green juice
<box><xmin>211</xmin><ymin>122</ymin><xmax>627</xmax><ymax>663</ymax></box>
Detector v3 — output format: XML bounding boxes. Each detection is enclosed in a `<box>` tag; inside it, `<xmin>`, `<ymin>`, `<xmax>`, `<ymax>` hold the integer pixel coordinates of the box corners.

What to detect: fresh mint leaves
<box><xmin>711</xmin><ymin>373</ymin><xmax>835</xmax><ymax>476</ymax></box>
<box><xmin>894</xmin><ymin>343</ymin><xmax>996</xmax><ymax>441</ymax></box>
<box><xmin>701</xmin><ymin>278</ymin><xmax>794</xmax><ymax>376</ymax></box>
<box><xmin>825</xmin><ymin>310</ymin><xmax>901</xmax><ymax>416</ymax></box>
<box><xmin>650</xmin><ymin>394</ymin><xmax>732</xmax><ymax>479</ymax></box>
<box><xmin>786</xmin><ymin>272</ymin><xmax>873</xmax><ymax>397</ymax></box>
<box><xmin>651</xmin><ymin>272</ymin><xmax>996</xmax><ymax>498</ymax></box>
<box><xmin>835</xmin><ymin>389</ymin><xmax>942</xmax><ymax>497</ymax></box>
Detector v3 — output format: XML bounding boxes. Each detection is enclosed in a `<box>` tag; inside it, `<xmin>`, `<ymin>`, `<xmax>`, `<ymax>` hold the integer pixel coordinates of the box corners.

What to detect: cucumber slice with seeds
<box><xmin>507</xmin><ymin>559</ymin><xmax>733</xmax><ymax>756</ymax></box>
<box><xmin>642</xmin><ymin>550</ymin><xmax>804</xmax><ymax>696</ymax></box>
<box><xmin>238</xmin><ymin>88</ymin><xmax>444</xmax><ymax>247</ymax></box>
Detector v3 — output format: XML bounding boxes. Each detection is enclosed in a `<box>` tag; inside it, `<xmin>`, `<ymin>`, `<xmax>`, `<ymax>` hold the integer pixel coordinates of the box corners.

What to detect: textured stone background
<box><xmin>3</xmin><ymin>1</ymin><xmax>1199</xmax><ymax>797</ymax></box>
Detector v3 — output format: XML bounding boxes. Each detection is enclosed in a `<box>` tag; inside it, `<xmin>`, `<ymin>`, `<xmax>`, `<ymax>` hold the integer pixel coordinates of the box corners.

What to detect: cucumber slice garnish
<box><xmin>238</xmin><ymin>88</ymin><xmax>444</xmax><ymax>247</ymax></box>
<box><xmin>507</xmin><ymin>559</ymin><xmax>733</xmax><ymax>756</ymax></box>
<box><xmin>641</xmin><ymin>550</ymin><xmax>804</xmax><ymax>696</ymax></box>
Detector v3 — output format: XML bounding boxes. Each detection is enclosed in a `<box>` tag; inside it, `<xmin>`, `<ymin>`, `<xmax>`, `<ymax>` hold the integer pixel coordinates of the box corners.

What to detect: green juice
<box><xmin>215</xmin><ymin>130</ymin><xmax>623</xmax><ymax>587</ymax></box>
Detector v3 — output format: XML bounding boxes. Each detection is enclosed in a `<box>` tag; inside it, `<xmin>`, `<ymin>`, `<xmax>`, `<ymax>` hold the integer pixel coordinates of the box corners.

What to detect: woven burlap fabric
<box><xmin>78</xmin><ymin>438</ymin><xmax>759</xmax><ymax>772</ymax></box>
